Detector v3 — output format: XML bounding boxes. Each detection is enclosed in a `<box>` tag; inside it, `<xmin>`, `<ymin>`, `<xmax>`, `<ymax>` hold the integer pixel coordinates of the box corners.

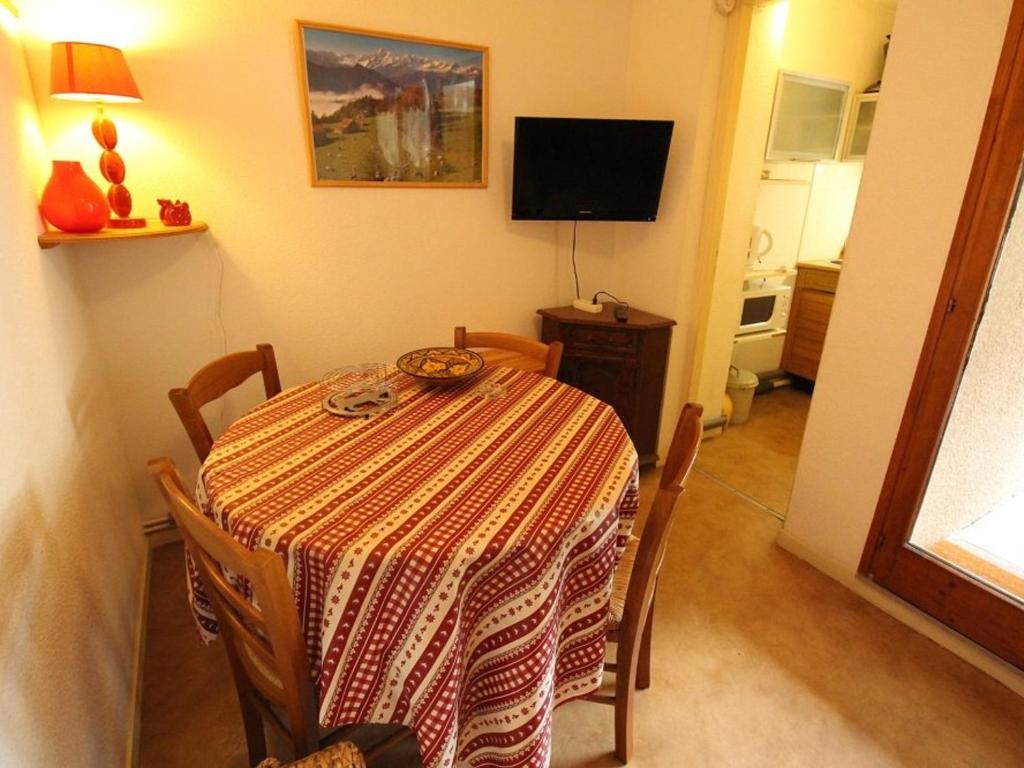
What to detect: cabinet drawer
<box><xmin>796</xmin><ymin>267</ymin><xmax>840</xmax><ymax>293</ymax></box>
<box><xmin>565</xmin><ymin>325</ymin><xmax>638</xmax><ymax>353</ymax></box>
<box><xmin>782</xmin><ymin>288</ymin><xmax>834</xmax><ymax>382</ymax></box>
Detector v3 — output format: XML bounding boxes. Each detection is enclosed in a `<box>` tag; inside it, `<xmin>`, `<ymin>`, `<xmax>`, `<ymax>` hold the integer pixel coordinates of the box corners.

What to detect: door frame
<box><xmin>686</xmin><ymin>1</ymin><xmax>754</xmax><ymax>418</ymax></box>
<box><xmin>859</xmin><ymin>0</ymin><xmax>1024</xmax><ymax>670</ymax></box>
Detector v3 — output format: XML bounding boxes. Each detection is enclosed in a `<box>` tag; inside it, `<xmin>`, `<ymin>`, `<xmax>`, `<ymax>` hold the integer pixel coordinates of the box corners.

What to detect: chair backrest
<box><xmin>454</xmin><ymin>326</ymin><xmax>564</xmax><ymax>378</ymax></box>
<box><xmin>619</xmin><ymin>403</ymin><xmax>703</xmax><ymax>652</ymax></box>
<box><xmin>169</xmin><ymin>343</ymin><xmax>281</xmax><ymax>462</ymax></box>
<box><xmin>148</xmin><ymin>457</ymin><xmax>319</xmax><ymax>757</ymax></box>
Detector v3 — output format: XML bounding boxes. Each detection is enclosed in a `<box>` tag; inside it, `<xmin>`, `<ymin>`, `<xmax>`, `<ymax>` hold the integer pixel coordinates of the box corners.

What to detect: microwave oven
<box><xmin>737</xmin><ymin>284</ymin><xmax>791</xmax><ymax>335</ymax></box>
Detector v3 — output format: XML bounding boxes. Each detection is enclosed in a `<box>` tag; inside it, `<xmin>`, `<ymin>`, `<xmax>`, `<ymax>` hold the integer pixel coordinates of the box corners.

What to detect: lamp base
<box><xmin>107</xmin><ymin>217</ymin><xmax>146</xmax><ymax>229</ymax></box>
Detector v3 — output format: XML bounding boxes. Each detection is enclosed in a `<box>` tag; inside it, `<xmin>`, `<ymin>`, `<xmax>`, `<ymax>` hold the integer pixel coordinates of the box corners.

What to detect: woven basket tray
<box><xmin>257</xmin><ymin>741</ymin><xmax>366</xmax><ymax>768</ymax></box>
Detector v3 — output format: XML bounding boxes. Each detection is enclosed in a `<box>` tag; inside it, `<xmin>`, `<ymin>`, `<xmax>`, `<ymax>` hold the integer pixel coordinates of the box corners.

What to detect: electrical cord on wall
<box><xmin>210</xmin><ymin>238</ymin><xmax>229</xmax><ymax>431</ymax></box>
<box><xmin>571</xmin><ymin>219</ymin><xmax>581</xmax><ymax>299</ymax></box>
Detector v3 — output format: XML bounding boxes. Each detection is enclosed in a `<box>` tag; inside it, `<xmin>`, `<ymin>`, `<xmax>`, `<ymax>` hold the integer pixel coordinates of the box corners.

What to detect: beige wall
<box><xmin>17</xmin><ymin>0</ymin><xmax>728</xmax><ymax>525</ymax></box>
<box><xmin>615</xmin><ymin>0</ymin><xmax>728</xmax><ymax>450</ymax></box>
<box><xmin>782</xmin><ymin>0</ymin><xmax>892</xmax><ymax>91</ymax></box>
<box><xmin>0</xmin><ymin>12</ymin><xmax>146</xmax><ymax>766</ymax></box>
<box><xmin>781</xmin><ymin>0</ymin><xmax>1024</xmax><ymax>690</ymax></box>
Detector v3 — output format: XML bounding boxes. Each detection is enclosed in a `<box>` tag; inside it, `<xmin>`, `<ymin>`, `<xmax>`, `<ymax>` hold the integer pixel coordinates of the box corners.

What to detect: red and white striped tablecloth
<box><xmin>192</xmin><ymin>365</ymin><xmax>639</xmax><ymax>768</ymax></box>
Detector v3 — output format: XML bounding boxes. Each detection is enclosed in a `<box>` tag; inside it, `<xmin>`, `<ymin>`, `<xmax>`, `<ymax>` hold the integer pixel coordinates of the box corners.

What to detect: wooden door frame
<box><xmin>860</xmin><ymin>0</ymin><xmax>1024</xmax><ymax>670</ymax></box>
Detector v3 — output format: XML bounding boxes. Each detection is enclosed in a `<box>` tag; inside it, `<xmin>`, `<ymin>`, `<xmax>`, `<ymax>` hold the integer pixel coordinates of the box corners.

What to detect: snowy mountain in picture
<box><xmin>300</xmin><ymin>24</ymin><xmax>486</xmax><ymax>185</ymax></box>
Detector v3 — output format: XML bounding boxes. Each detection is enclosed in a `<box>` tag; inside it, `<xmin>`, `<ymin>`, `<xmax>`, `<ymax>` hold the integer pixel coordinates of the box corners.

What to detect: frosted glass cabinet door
<box><xmin>766</xmin><ymin>71</ymin><xmax>850</xmax><ymax>161</ymax></box>
<box><xmin>844</xmin><ymin>93</ymin><xmax>880</xmax><ymax>160</ymax></box>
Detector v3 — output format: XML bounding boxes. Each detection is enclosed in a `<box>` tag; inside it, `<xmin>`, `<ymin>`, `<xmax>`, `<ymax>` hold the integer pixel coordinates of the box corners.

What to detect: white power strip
<box><xmin>572</xmin><ymin>298</ymin><xmax>603</xmax><ymax>314</ymax></box>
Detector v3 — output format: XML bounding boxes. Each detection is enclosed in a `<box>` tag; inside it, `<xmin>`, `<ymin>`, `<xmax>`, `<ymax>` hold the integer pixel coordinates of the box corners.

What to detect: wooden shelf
<box><xmin>38</xmin><ymin>220</ymin><xmax>208</xmax><ymax>249</ymax></box>
<box><xmin>744</xmin><ymin>267</ymin><xmax>796</xmax><ymax>281</ymax></box>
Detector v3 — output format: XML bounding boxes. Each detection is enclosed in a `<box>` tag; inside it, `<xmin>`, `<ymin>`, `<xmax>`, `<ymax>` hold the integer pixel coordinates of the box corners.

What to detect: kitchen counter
<box><xmin>797</xmin><ymin>258</ymin><xmax>843</xmax><ymax>272</ymax></box>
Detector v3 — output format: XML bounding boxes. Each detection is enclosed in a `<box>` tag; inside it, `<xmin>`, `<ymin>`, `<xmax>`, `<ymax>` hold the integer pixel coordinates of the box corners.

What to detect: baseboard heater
<box><xmin>754</xmin><ymin>369</ymin><xmax>792</xmax><ymax>395</ymax></box>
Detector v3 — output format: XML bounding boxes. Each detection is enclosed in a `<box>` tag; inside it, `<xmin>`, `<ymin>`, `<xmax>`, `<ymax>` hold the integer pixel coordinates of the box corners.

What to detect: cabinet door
<box><xmin>766</xmin><ymin>71</ymin><xmax>851</xmax><ymax>161</ymax></box>
<box><xmin>560</xmin><ymin>353</ymin><xmax>640</xmax><ymax>432</ymax></box>
<box><xmin>843</xmin><ymin>93</ymin><xmax>880</xmax><ymax>160</ymax></box>
<box><xmin>781</xmin><ymin>288</ymin><xmax>834</xmax><ymax>380</ymax></box>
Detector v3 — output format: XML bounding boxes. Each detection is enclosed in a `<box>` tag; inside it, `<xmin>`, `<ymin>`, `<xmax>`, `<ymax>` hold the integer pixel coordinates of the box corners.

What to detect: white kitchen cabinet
<box><xmin>843</xmin><ymin>92</ymin><xmax>880</xmax><ymax>160</ymax></box>
<box><xmin>765</xmin><ymin>71</ymin><xmax>850</xmax><ymax>162</ymax></box>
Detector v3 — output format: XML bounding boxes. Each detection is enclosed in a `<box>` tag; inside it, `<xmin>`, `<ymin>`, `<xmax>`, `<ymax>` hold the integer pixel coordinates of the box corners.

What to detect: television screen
<box><xmin>511</xmin><ymin>117</ymin><xmax>674</xmax><ymax>221</ymax></box>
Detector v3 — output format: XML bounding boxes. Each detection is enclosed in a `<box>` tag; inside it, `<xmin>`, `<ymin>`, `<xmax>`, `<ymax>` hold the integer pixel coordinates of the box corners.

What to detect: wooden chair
<box><xmin>148</xmin><ymin>458</ymin><xmax>422</xmax><ymax>768</ymax></box>
<box><xmin>585</xmin><ymin>402</ymin><xmax>704</xmax><ymax>764</ymax></box>
<box><xmin>454</xmin><ymin>326</ymin><xmax>563</xmax><ymax>378</ymax></box>
<box><xmin>169</xmin><ymin>343</ymin><xmax>282</xmax><ymax>462</ymax></box>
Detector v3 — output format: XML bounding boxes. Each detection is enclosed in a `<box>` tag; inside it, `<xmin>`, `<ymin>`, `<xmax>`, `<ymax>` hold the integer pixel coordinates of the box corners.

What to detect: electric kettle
<box><xmin>749</xmin><ymin>226</ymin><xmax>774</xmax><ymax>264</ymax></box>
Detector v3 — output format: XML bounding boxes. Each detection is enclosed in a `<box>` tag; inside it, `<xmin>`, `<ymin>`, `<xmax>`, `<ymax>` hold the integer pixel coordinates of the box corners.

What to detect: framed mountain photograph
<box><xmin>296</xmin><ymin>21</ymin><xmax>488</xmax><ymax>187</ymax></box>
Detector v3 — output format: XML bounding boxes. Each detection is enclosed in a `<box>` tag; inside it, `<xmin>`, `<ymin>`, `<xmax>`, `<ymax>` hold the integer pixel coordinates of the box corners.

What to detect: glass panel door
<box><xmin>909</xmin><ymin>175</ymin><xmax>1024</xmax><ymax>604</ymax></box>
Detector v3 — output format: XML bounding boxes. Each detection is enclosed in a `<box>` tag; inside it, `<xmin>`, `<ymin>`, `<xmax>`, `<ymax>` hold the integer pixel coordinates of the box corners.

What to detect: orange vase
<box><xmin>40</xmin><ymin>160</ymin><xmax>109</xmax><ymax>233</ymax></box>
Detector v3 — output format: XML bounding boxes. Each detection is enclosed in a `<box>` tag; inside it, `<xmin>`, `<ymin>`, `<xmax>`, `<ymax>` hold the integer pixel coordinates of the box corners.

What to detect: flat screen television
<box><xmin>511</xmin><ymin>117</ymin><xmax>674</xmax><ymax>221</ymax></box>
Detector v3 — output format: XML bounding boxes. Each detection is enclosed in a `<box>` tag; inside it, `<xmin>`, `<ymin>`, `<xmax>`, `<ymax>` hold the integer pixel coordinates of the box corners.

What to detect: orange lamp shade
<box><xmin>50</xmin><ymin>42</ymin><xmax>142</xmax><ymax>103</ymax></box>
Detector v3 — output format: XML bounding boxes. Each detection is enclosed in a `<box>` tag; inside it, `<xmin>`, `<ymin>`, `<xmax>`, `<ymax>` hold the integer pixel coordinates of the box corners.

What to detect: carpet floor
<box><xmin>140</xmin><ymin>466</ymin><xmax>1024</xmax><ymax>767</ymax></box>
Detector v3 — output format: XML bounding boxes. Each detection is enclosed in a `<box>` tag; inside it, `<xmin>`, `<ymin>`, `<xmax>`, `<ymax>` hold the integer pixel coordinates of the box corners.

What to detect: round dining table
<box><xmin>191</xmin><ymin>364</ymin><xmax>639</xmax><ymax>768</ymax></box>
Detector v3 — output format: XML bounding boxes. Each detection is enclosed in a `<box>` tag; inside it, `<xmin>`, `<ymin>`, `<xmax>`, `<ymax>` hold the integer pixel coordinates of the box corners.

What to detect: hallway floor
<box><xmin>140</xmin><ymin>466</ymin><xmax>1024</xmax><ymax>767</ymax></box>
<box><xmin>696</xmin><ymin>387</ymin><xmax>811</xmax><ymax>517</ymax></box>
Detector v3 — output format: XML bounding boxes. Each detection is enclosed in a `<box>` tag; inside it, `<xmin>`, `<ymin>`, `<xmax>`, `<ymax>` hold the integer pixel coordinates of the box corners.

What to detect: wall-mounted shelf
<box><xmin>38</xmin><ymin>220</ymin><xmax>208</xmax><ymax>249</ymax></box>
<box><xmin>744</xmin><ymin>267</ymin><xmax>797</xmax><ymax>281</ymax></box>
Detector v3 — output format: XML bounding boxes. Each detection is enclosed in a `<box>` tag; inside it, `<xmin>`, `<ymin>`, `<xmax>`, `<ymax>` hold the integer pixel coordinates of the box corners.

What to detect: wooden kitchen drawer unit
<box><xmin>782</xmin><ymin>263</ymin><xmax>841</xmax><ymax>382</ymax></box>
<box><xmin>566</xmin><ymin>325</ymin><xmax>638</xmax><ymax>352</ymax></box>
<box><xmin>796</xmin><ymin>264</ymin><xmax>840</xmax><ymax>292</ymax></box>
<box><xmin>538</xmin><ymin>304</ymin><xmax>675</xmax><ymax>467</ymax></box>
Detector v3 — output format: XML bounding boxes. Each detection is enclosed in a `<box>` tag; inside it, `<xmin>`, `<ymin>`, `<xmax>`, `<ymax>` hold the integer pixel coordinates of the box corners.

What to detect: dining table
<box><xmin>190</xmin><ymin>363</ymin><xmax>640</xmax><ymax>768</ymax></box>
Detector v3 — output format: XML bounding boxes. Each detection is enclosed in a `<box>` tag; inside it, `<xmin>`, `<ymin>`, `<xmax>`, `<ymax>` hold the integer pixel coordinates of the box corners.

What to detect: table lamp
<box><xmin>49</xmin><ymin>42</ymin><xmax>144</xmax><ymax>228</ymax></box>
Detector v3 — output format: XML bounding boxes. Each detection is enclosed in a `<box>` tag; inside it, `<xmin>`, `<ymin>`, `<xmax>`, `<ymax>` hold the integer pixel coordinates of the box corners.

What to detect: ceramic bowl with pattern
<box><xmin>396</xmin><ymin>347</ymin><xmax>485</xmax><ymax>386</ymax></box>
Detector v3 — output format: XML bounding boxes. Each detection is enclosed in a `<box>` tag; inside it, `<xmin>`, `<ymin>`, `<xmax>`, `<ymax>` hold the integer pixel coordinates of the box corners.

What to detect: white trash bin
<box><xmin>726</xmin><ymin>366</ymin><xmax>758</xmax><ymax>425</ymax></box>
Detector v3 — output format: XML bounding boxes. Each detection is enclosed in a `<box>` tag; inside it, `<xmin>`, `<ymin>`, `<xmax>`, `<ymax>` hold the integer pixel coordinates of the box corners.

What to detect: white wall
<box><xmin>615</xmin><ymin>0</ymin><xmax>728</xmax><ymax>450</ymax></box>
<box><xmin>0</xmin><ymin>11</ymin><xmax>146</xmax><ymax>766</ymax></box>
<box><xmin>797</xmin><ymin>161</ymin><xmax>863</xmax><ymax>263</ymax></box>
<box><xmin>781</xmin><ymin>0</ymin><xmax>1024</xmax><ymax>690</ymax></box>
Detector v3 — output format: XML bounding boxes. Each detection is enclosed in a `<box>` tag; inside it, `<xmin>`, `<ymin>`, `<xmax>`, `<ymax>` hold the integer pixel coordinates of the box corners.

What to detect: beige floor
<box><xmin>696</xmin><ymin>387</ymin><xmax>811</xmax><ymax>517</ymax></box>
<box><xmin>140</xmin><ymin>467</ymin><xmax>1024</xmax><ymax>768</ymax></box>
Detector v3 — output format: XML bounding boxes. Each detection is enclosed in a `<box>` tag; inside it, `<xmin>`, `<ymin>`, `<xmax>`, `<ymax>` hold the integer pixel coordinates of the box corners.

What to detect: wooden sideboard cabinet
<box><xmin>538</xmin><ymin>305</ymin><xmax>675</xmax><ymax>467</ymax></box>
<box><xmin>781</xmin><ymin>262</ymin><xmax>841</xmax><ymax>381</ymax></box>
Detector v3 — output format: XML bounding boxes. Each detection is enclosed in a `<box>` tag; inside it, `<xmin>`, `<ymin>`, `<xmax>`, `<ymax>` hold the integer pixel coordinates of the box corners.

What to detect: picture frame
<box><xmin>295</xmin><ymin>20</ymin><xmax>489</xmax><ymax>188</ymax></box>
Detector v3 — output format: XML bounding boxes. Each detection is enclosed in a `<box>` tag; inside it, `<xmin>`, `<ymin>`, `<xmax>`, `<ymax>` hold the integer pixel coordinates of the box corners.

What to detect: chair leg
<box><xmin>239</xmin><ymin>693</ymin><xmax>267</xmax><ymax>766</ymax></box>
<box><xmin>636</xmin><ymin>598</ymin><xmax>654</xmax><ymax>691</ymax></box>
<box><xmin>613</xmin><ymin>626</ymin><xmax>638</xmax><ymax>765</ymax></box>
<box><xmin>613</xmin><ymin>664</ymin><xmax>635</xmax><ymax>764</ymax></box>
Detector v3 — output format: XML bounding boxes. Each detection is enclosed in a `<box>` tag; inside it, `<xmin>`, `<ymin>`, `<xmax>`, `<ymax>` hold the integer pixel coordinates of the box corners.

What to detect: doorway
<box><xmin>690</xmin><ymin>0</ymin><xmax>895</xmax><ymax>519</ymax></box>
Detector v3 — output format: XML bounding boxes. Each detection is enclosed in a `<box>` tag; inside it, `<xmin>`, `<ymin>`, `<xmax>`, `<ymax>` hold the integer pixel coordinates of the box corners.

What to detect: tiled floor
<box><xmin>696</xmin><ymin>387</ymin><xmax>811</xmax><ymax>517</ymax></box>
<box><xmin>140</xmin><ymin>458</ymin><xmax>1024</xmax><ymax>767</ymax></box>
